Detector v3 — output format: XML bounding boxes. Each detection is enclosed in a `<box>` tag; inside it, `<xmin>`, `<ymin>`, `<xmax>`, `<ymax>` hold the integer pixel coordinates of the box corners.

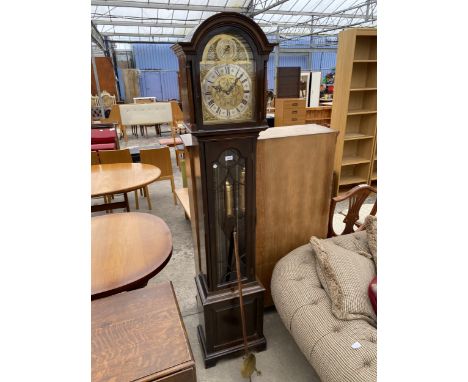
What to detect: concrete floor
<box><xmin>92</xmin><ymin>126</ymin><xmax>373</xmax><ymax>381</ymax></box>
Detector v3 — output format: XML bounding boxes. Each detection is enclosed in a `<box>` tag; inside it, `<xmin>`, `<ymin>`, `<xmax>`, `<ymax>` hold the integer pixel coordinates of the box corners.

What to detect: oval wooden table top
<box><xmin>91</xmin><ymin>163</ymin><xmax>161</xmax><ymax>197</ymax></box>
<box><xmin>92</xmin><ymin>212</ymin><xmax>173</xmax><ymax>299</ymax></box>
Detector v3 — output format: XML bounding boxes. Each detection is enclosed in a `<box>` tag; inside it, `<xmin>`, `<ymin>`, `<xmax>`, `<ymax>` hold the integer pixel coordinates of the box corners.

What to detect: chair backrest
<box><xmin>101</xmin><ymin>90</ymin><xmax>116</xmax><ymax>108</ymax></box>
<box><xmin>91</xmin><ymin>151</ymin><xmax>100</xmax><ymax>165</ymax></box>
<box><xmin>170</xmin><ymin>101</ymin><xmax>183</xmax><ymax>125</ymax></box>
<box><xmin>91</xmin><ymin>95</ymin><xmax>101</xmax><ymax>107</ymax></box>
<box><xmin>327</xmin><ymin>184</ymin><xmax>377</xmax><ymax>237</ymax></box>
<box><xmin>98</xmin><ymin>148</ymin><xmax>132</xmax><ymax>164</ymax></box>
<box><xmin>140</xmin><ymin>147</ymin><xmax>173</xmax><ymax>178</ymax></box>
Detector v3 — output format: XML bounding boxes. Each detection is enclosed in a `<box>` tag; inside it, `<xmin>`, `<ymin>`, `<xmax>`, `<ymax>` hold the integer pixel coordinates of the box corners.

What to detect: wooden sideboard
<box><xmin>92</xmin><ymin>282</ymin><xmax>196</xmax><ymax>382</ymax></box>
<box><xmin>255</xmin><ymin>125</ymin><xmax>338</xmax><ymax>307</ymax></box>
<box><xmin>274</xmin><ymin>98</ymin><xmax>306</xmax><ymax>127</ymax></box>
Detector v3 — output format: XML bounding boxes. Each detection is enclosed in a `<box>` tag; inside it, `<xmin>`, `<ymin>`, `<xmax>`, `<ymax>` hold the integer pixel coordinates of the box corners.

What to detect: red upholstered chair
<box><xmin>91</xmin><ymin>125</ymin><xmax>119</xmax><ymax>149</ymax></box>
<box><xmin>91</xmin><ymin>143</ymin><xmax>116</xmax><ymax>151</ymax></box>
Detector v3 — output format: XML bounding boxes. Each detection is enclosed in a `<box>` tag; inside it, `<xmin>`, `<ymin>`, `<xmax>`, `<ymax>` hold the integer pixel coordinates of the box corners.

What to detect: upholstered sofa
<box><xmin>271</xmin><ymin>228</ymin><xmax>376</xmax><ymax>382</ymax></box>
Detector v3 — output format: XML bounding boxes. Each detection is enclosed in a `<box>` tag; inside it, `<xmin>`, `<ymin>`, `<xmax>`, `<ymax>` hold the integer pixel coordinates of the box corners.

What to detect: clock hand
<box><xmin>225</xmin><ymin>77</ymin><xmax>240</xmax><ymax>95</ymax></box>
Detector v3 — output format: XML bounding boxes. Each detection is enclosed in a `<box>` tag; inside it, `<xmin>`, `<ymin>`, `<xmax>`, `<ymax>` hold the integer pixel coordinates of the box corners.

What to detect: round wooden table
<box><xmin>91</xmin><ymin>163</ymin><xmax>161</xmax><ymax>212</ymax></box>
<box><xmin>91</xmin><ymin>212</ymin><xmax>173</xmax><ymax>300</ymax></box>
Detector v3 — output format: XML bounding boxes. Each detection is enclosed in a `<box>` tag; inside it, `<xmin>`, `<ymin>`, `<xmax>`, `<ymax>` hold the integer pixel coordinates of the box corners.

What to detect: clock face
<box><xmin>200</xmin><ymin>33</ymin><xmax>256</xmax><ymax>125</ymax></box>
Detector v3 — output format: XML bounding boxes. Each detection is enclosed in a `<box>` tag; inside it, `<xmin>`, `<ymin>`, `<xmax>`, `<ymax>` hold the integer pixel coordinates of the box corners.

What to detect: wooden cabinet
<box><xmin>92</xmin><ymin>282</ymin><xmax>196</xmax><ymax>382</ymax></box>
<box><xmin>255</xmin><ymin>125</ymin><xmax>338</xmax><ymax>306</ymax></box>
<box><xmin>274</xmin><ymin>98</ymin><xmax>306</xmax><ymax>127</ymax></box>
<box><xmin>330</xmin><ymin>28</ymin><xmax>377</xmax><ymax>195</ymax></box>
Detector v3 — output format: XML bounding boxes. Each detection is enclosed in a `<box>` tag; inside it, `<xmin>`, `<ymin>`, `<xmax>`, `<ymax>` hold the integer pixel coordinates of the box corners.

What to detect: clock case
<box><xmin>172</xmin><ymin>13</ymin><xmax>275</xmax><ymax>367</ymax></box>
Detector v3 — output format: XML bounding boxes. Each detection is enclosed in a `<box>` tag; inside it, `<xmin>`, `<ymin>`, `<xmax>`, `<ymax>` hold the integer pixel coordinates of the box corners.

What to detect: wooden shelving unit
<box><xmin>305</xmin><ymin>106</ymin><xmax>332</xmax><ymax>127</ymax></box>
<box><xmin>330</xmin><ymin>28</ymin><xmax>377</xmax><ymax>195</ymax></box>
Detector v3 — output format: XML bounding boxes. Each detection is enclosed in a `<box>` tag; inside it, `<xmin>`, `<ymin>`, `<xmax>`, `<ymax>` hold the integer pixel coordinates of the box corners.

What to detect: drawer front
<box><xmin>282</xmin><ymin>115</ymin><xmax>306</xmax><ymax>125</ymax></box>
<box><xmin>280</xmin><ymin>99</ymin><xmax>306</xmax><ymax>109</ymax></box>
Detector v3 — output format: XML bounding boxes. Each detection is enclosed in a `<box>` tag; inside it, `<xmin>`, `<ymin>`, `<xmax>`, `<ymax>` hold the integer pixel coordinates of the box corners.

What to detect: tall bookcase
<box><xmin>330</xmin><ymin>28</ymin><xmax>377</xmax><ymax>195</ymax></box>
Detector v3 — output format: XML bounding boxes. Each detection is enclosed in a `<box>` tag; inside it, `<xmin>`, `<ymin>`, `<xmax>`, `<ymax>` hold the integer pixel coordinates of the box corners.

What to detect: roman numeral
<box><xmin>241</xmin><ymin>78</ymin><xmax>247</xmax><ymax>84</ymax></box>
<box><xmin>241</xmin><ymin>99</ymin><xmax>248</xmax><ymax>105</ymax></box>
<box><xmin>225</xmin><ymin>66</ymin><xmax>230</xmax><ymax>73</ymax></box>
<box><xmin>216</xmin><ymin>107</ymin><xmax>221</xmax><ymax>114</ymax></box>
<box><xmin>244</xmin><ymin>90</ymin><xmax>250</xmax><ymax>93</ymax></box>
<box><xmin>226</xmin><ymin>109</ymin><xmax>230</xmax><ymax>117</ymax></box>
<box><xmin>208</xmin><ymin>100</ymin><xmax>214</xmax><ymax>107</ymax></box>
<box><xmin>236</xmin><ymin>107</ymin><xmax>241</xmax><ymax>112</ymax></box>
<box><xmin>205</xmin><ymin>91</ymin><xmax>212</xmax><ymax>96</ymax></box>
<box><xmin>214</xmin><ymin>69</ymin><xmax>220</xmax><ymax>76</ymax></box>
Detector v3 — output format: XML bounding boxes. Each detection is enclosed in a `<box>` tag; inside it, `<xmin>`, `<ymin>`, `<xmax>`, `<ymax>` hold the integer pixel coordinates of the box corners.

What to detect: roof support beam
<box><xmin>101</xmin><ymin>32</ymin><xmax>187</xmax><ymax>38</ymax></box>
<box><xmin>92</xmin><ymin>19</ymin><xmax>348</xmax><ymax>30</ymax></box>
<box><xmin>91</xmin><ymin>0</ymin><xmax>372</xmax><ymax>19</ymax></box>
<box><xmin>91</xmin><ymin>21</ymin><xmax>106</xmax><ymax>53</ymax></box>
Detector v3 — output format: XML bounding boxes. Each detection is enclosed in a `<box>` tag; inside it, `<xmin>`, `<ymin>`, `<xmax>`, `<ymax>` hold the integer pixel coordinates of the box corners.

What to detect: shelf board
<box><xmin>339</xmin><ymin>175</ymin><xmax>368</xmax><ymax>186</ymax></box>
<box><xmin>350</xmin><ymin>87</ymin><xmax>377</xmax><ymax>92</ymax></box>
<box><xmin>342</xmin><ymin>156</ymin><xmax>371</xmax><ymax>166</ymax></box>
<box><xmin>344</xmin><ymin>132</ymin><xmax>374</xmax><ymax>141</ymax></box>
<box><xmin>353</xmin><ymin>59</ymin><xmax>377</xmax><ymax>63</ymax></box>
<box><xmin>347</xmin><ymin>109</ymin><xmax>377</xmax><ymax>116</ymax></box>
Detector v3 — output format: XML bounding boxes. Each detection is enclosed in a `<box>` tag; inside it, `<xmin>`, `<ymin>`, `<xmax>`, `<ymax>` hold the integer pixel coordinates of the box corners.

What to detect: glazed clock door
<box><xmin>203</xmin><ymin>138</ymin><xmax>256</xmax><ymax>290</ymax></box>
<box><xmin>200</xmin><ymin>33</ymin><xmax>256</xmax><ymax>125</ymax></box>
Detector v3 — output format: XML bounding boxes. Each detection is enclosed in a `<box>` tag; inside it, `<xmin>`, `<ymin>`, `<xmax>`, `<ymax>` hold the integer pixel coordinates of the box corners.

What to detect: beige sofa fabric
<box><xmin>364</xmin><ymin>215</ymin><xmax>377</xmax><ymax>267</ymax></box>
<box><xmin>271</xmin><ymin>235</ymin><xmax>377</xmax><ymax>382</ymax></box>
<box><xmin>310</xmin><ymin>237</ymin><xmax>376</xmax><ymax>326</ymax></box>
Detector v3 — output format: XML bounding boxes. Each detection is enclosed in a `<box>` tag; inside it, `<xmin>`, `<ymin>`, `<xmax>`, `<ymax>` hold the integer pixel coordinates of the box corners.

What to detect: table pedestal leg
<box><xmin>124</xmin><ymin>192</ymin><xmax>130</xmax><ymax>212</ymax></box>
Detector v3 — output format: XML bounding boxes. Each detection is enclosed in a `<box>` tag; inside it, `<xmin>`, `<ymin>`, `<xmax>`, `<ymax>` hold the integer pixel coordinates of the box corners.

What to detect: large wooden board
<box><xmin>255</xmin><ymin>125</ymin><xmax>338</xmax><ymax>306</ymax></box>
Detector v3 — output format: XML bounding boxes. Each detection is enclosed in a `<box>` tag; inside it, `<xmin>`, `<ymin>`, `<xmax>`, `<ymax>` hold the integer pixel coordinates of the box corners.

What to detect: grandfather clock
<box><xmin>172</xmin><ymin>13</ymin><xmax>275</xmax><ymax>367</ymax></box>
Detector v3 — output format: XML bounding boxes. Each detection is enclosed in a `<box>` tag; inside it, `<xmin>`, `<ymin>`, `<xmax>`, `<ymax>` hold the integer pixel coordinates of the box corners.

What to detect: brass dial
<box><xmin>200</xmin><ymin>34</ymin><xmax>255</xmax><ymax>124</ymax></box>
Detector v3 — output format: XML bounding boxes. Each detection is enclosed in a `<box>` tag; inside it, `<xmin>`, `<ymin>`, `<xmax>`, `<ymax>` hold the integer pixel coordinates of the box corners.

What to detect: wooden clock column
<box><xmin>172</xmin><ymin>13</ymin><xmax>275</xmax><ymax>368</ymax></box>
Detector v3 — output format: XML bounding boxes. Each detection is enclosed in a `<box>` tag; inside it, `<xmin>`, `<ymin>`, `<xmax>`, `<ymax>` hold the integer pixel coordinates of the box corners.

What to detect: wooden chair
<box><xmin>91</xmin><ymin>151</ymin><xmax>100</xmax><ymax>165</ymax></box>
<box><xmin>140</xmin><ymin>147</ymin><xmax>177</xmax><ymax>205</ymax></box>
<box><xmin>101</xmin><ymin>90</ymin><xmax>116</xmax><ymax>108</ymax></box>
<box><xmin>98</xmin><ymin>149</ymin><xmax>150</xmax><ymax>210</ymax></box>
<box><xmin>327</xmin><ymin>184</ymin><xmax>377</xmax><ymax>238</ymax></box>
<box><xmin>100</xmin><ymin>104</ymin><xmax>128</xmax><ymax>142</ymax></box>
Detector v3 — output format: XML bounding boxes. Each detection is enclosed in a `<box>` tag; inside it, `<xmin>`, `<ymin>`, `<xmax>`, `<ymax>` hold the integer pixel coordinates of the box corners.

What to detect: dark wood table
<box><xmin>92</xmin><ymin>282</ymin><xmax>196</xmax><ymax>382</ymax></box>
<box><xmin>91</xmin><ymin>212</ymin><xmax>172</xmax><ymax>300</ymax></box>
<box><xmin>91</xmin><ymin>163</ymin><xmax>161</xmax><ymax>213</ymax></box>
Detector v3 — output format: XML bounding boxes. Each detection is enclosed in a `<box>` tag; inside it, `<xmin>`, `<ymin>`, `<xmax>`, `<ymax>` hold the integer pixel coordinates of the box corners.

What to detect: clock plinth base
<box><xmin>195</xmin><ymin>274</ymin><xmax>267</xmax><ymax>368</ymax></box>
<box><xmin>197</xmin><ymin>325</ymin><xmax>267</xmax><ymax>368</ymax></box>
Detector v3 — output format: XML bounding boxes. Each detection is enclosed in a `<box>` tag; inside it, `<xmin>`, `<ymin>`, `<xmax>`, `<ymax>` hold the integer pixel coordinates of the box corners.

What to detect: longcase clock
<box><xmin>172</xmin><ymin>13</ymin><xmax>275</xmax><ymax>367</ymax></box>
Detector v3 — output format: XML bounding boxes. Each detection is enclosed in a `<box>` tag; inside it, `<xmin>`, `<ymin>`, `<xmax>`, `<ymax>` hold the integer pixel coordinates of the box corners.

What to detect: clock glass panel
<box><xmin>200</xmin><ymin>33</ymin><xmax>256</xmax><ymax>124</ymax></box>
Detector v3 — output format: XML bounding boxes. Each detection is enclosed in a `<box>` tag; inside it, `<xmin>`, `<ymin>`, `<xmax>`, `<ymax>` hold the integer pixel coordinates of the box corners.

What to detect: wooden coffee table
<box><xmin>92</xmin><ymin>282</ymin><xmax>196</xmax><ymax>382</ymax></box>
<box><xmin>91</xmin><ymin>163</ymin><xmax>161</xmax><ymax>212</ymax></box>
<box><xmin>91</xmin><ymin>212</ymin><xmax>172</xmax><ymax>300</ymax></box>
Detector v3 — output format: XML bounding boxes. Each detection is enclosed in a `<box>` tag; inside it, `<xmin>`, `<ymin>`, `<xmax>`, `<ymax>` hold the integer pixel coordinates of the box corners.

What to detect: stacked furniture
<box><xmin>330</xmin><ymin>28</ymin><xmax>377</xmax><ymax>195</ymax></box>
<box><xmin>274</xmin><ymin>98</ymin><xmax>306</xmax><ymax>127</ymax></box>
<box><xmin>255</xmin><ymin>125</ymin><xmax>337</xmax><ymax>306</ymax></box>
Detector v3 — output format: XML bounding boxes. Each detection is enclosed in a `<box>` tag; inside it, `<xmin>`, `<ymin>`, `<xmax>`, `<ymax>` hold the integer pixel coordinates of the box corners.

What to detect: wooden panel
<box><xmin>175</xmin><ymin>188</ymin><xmax>191</xmax><ymax>219</ymax></box>
<box><xmin>255</xmin><ymin>125</ymin><xmax>337</xmax><ymax>306</ymax></box>
<box><xmin>92</xmin><ymin>282</ymin><xmax>196</xmax><ymax>382</ymax></box>
<box><xmin>276</xmin><ymin>67</ymin><xmax>301</xmax><ymax>98</ymax></box>
<box><xmin>91</xmin><ymin>57</ymin><xmax>118</xmax><ymax>96</ymax></box>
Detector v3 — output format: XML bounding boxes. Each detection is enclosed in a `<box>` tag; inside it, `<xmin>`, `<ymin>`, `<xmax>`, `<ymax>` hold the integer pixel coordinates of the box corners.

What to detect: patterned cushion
<box><xmin>310</xmin><ymin>237</ymin><xmax>377</xmax><ymax>326</ymax></box>
<box><xmin>364</xmin><ymin>215</ymin><xmax>377</xmax><ymax>267</ymax></box>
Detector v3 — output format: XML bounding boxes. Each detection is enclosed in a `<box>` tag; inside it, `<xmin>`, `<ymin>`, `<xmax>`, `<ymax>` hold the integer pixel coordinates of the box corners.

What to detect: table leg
<box><xmin>124</xmin><ymin>192</ymin><xmax>130</xmax><ymax>212</ymax></box>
